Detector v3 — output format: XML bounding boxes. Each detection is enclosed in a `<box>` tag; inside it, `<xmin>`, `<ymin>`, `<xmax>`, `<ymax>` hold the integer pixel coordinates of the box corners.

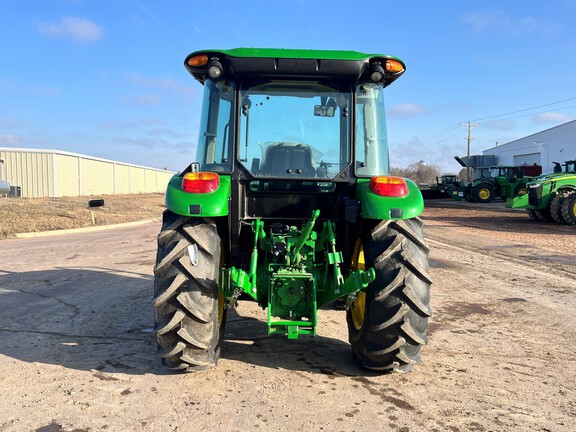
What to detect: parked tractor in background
<box><xmin>152</xmin><ymin>48</ymin><xmax>432</xmax><ymax>374</ymax></box>
<box><xmin>418</xmin><ymin>175</ymin><xmax>460</xmax><ymax>199</ymax></box>
<box><xmin>507</xmin><ymin>160</ymin><xmax>576</xmax><ymax>224</ymax></box>
<box><xmin>465</xmin><ymin>165</ymin><xmax>540</xmax><ymax>203</ymax></box>
<box><xmin>437</xmin><ymin>175</ymin><xmax>466</xmax><ymax>201</ymax></box>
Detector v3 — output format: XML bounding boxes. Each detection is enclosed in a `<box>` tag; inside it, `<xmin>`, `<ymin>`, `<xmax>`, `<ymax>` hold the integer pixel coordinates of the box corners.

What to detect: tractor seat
<box><xmin>259</xmin><ymin>143</ymin><xmax>316</xmax><ymax>177</ymax></box>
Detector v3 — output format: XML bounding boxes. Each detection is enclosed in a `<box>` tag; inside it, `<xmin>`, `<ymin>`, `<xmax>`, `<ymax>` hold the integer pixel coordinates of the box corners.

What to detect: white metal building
<box><xmin>482</xmin><ymin>120</ymin><xmax>576</xmax><ymax>173</ymax></box>
<box><xmin>0</xmin><ymin>148</ymin><xmax>176</xmax><ymax>198</ymax></box>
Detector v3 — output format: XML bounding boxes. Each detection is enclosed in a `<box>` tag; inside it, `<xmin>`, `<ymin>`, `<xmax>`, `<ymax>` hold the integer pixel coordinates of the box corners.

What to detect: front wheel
<box><xmin>513</xmin><ymin>182</ymin><xmax>527</xmax><ymax>197</ymax></box>
<box><xmin>347</xmin><ymin>218</ymin><xmax>432</xmax><ymax>372</ymax></box>
<box><xmin>534</xmin><ymin>207</ymin><xmax>554</xmax><ymax>223</ymax></box>
<box><xmin>526</xmin><ymin>209</ymin><xmax>539</xmax><ymax>221</ymax></box>
<box><xmin>153</xmin><ymin>211</ymin><xmax>225</xmax><ymax>371</ymax></box>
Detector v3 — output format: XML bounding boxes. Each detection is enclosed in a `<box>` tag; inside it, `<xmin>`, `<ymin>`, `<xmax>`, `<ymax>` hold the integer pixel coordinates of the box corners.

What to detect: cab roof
<box><xmin>184</xmin><ymin>47</ymin><xmax>406</xmax><ymax>87</ymax></box>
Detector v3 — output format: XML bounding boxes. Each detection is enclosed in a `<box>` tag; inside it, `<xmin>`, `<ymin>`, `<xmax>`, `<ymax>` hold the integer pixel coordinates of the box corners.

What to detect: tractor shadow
<box><xmin>0</xmin><ymin>267</ymin><xmax>378</xmax><ymax>377</ymax></box>
<box><xmin>221</xmin><ymin>307</ymin><xmax>379</xmax><ymax>377</ymax></box>
<box><xmin>0</xmin><ymin>267</ymin><xmax>162</xmax><ymax>375</ymax></box>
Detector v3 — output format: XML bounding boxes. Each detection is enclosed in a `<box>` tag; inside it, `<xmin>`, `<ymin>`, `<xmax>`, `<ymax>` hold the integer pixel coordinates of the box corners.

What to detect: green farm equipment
<box><xmin>507</xmin><ymin>160</ymin><xmax>576</xmax><ymax>224</ymax></box>
<box><xmin>437</xmin><ymin>175</ymin><xmax>466</xmax><ymax>200</ymax></box>
<box><xmin>466</xmin><ymin>166</ymin><xmax>537</xmax><ymax>203</ymax></box>
<box><xmin>153</xmin><ymin>48</ymin><xmax>431</xmax><ymax>373</ymax></box>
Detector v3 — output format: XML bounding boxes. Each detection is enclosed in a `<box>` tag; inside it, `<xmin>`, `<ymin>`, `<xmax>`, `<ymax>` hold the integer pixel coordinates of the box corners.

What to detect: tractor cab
<box><xmin>183</xmin><ymin>49</ymin><xmax>402</xmax><ymax>198</ymax></box>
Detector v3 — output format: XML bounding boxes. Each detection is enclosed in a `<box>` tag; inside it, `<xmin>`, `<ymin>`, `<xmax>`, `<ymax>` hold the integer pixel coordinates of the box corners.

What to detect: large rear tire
<box><xmin>550</xmin><ymin>192</ymin><xmax>569</xmax><ymax>224</ymax></box>
<box><xmin>561</xmin><ymin>191</ymin><xmax>576</xmax><ymax>225</ymax></box>
<box><xmin>473</xmin><ymin>184</ymin><xmax>494</xmax><ymax>203</ymax></box>
<box><xmin>153</xmin><ymin>211</ymin><xmax>225</xmax><ymax>371</ymax></box>
<box><xmin>347</xmin><ymin>218</ymin><xmax>432</xmax><ymax>372</ymax></box>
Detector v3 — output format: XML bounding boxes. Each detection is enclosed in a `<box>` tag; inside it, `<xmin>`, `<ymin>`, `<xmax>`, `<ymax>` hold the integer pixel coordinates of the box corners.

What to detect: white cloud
<box><xmin>114</xmin><ymin>136</ymin><xmax>167</xmax><ymax>149</ymax></box>
<box><xmin>100</xmin><ymin>117</ymin><xmax>168</xmax><ymax>131</ymax></box>
<box><xmin>0</xmin><ymin>134</ymin><xmax>21</xmax><ymax>146</ymax></box>
<box><xmin>0</xmin><ymin>79</ymin><xmax>15</xmax><ymax>90</ymax></box>
<box><xmin>123</xmin><ymin>94</ymin><xmax>162</xmax><ymax>106</ymax></box>
<box><xmin>460</xmin><ymin>10</ymin><xmax>503</xmax><ymax>32</ymax></box>
<box><xmin>147</xmin><ymin>127</ymin><xmax>187</xmax><ymax>139</ymax></box>
<box><xmin>28</xmin><ymin>85</ymin><xmax>61</xmax><ymax>97</ymax></box>
<box><xmin>0</xmin><ymin>110</ymin><xmax>30</xmax><ymax>130</ymax></box>
<box><xmin>387</xmin><ymin>103</ymin><xmax>427</xmax><ymax>118</ymax></box>
<box><xmin>36</xmin><ymin>16</ymin><xmax>103</xmax><ymax>42</ymax></box>
<box><xmin>126</xmin><ymin>72</ymin><xmax>192</xmax><ymax>96</ymax></box>
<box><xmin>483</xmin><ymin>119</ymin><xmax>516</xmax><ymax>131</ymax></box>
<box><xmin>532</xmin><ymin>112</ymin><xmax>575</xmax><ymax>124</ymax></box>
<box><xmin>460</xmin><ymin>10</ymin><xmax>561</xmax><ymax>36</ymax></box>
<box><xmin>131</xmin><ymin>0</ymin><xmax>172</xmax><ymax>30</ymax></box>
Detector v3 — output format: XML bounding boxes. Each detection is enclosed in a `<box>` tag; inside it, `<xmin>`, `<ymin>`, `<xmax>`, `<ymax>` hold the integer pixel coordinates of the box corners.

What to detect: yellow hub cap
<box><xmin>350</xmin><ymin>240</ymin><xmax>367</xmax><ymax>331</ymax></box>
<box><xmin>479</xmin><ymin>188</ymin><xmax>490</xmax><ymax>200</ymax></box>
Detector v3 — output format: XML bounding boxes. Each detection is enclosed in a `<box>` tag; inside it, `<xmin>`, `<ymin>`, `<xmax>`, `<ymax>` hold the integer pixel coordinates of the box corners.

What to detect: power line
<box><xmin>420</xmin><ymin>124</ymin><xmax>460</xmax><ymax>144</ymax></box>
<box><xmin>418</xmin><ymin>129</ymin><xmax>465</xmax><ymax>149</ymax></box>
<box><xmin>470</xmin><ymin>96</ymin><xmax>576</xmax><ymax>122</ymax></box>
<box><xmin>417</xmin><ymin>96</ymin><xmax>576</xmax><ymax>150</ymax></box>
<box><xmin>481</xmin><ymin>103</ymin><xmax>576</xmax><ymax>124</ymax></box>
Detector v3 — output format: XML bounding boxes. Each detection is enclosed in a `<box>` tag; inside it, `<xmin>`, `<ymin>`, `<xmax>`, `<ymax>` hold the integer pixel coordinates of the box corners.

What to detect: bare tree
<box><xmin>391</xmin><ymin>163</ymin><xmax>442</xmax><ymax>184</ymax></box>
<box><xmin>457</xmin><ymin>168</ymin><xmax>471</xmax><ymax>182</ymax></box>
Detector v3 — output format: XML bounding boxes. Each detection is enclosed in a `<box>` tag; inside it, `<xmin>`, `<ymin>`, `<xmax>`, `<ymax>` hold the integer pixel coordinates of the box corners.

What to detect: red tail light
<box><xmin>182</xmin><ymin>172</ymin><xmax>220</xmax><ymax>193</ymax></box>
<box><xmin>370</xmin><ymin>176</ymin><xmax>408</xmax><ymax>197</ymax></box>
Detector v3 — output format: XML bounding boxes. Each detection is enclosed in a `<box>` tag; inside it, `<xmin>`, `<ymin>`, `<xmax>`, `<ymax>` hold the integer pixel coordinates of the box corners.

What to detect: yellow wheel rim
<box><xmin>217</xmin><ymin>247</ymin><xmax>226</xmax><ymax>326</ymax></box>
<box><xmin>479</xmin><ymin>188</ymin><xmax>490</xmax><ymax>200</ymax></box>
<box><xmin>517</xmin><ymin>187</ymin><xmax>527</xmax><ymax>195</ymax></box>
<box><xmin>350</xmin><ymin>240</ymin><xmax>367</xmax><ymax>331</ymax></box>
<box><xmin>218</xmin><ymin>292</ymin><xmax>225</xmax><ymax>326</ymax></box>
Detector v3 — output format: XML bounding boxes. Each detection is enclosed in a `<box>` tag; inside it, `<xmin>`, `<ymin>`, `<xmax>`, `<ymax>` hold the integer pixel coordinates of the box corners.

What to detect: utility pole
<box><xmin>460</xmin><ymin>121</ymin><xmax>480</xmax><ymax>182</ymax></box>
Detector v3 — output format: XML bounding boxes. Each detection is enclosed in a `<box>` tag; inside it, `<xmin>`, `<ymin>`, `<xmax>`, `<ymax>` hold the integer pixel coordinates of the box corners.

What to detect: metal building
<box><xmin>482</xmin><ymin>119</ymin><xmax>576</xmax><ymax>173</ymax></box>
<box><xmin>0</xmin><ymin>148</ymin><xmax>175</xmax><ymax>198</ymax></box>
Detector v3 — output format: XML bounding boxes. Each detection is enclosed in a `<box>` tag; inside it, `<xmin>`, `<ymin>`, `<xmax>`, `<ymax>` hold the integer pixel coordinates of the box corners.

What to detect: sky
<box><xmin>1</xmin><ymin>0</ymin><xmax>576</xmax><ymax>174</ymax></box>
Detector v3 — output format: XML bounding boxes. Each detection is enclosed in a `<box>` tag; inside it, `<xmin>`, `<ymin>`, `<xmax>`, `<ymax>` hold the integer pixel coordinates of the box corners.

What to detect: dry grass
<box><xmin>0</xmin><ymin>193</ymin><xmax>166</xmax><ymax>239</ymax></box>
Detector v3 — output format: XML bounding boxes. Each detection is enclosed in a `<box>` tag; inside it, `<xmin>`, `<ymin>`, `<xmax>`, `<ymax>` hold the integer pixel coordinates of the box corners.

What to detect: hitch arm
<box><xmin>290</xmin><ymin>209</ymin><xmax>320</xmax><ymax>265</ymax></box>
<box><xmin>221</xmin><ymin>219</ymin><xmax>264</xmax><ymax>302</ymax></box>
<box><xmin>316</xmin><ymin>220</ymin><xmax>376</xmax><ymax>306</ymax></box>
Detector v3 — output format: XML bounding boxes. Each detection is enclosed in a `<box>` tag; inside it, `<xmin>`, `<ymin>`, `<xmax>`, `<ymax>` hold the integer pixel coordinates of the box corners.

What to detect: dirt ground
<box><xmin>0</xmin><ymin>199</ymin><xmax>575</xmax><ymax>431</ymax></box>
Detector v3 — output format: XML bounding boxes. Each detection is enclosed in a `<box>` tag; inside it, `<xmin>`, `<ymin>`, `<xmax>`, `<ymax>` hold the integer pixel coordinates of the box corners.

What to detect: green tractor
<box><xmin>153</xmin><ymin>48</ymin><xmax>431</xmax><ymax>373</ymax></box>
<box><xmin>507</xmin><ymin>160</ymin><xmax>576</xmax><ymax>224</ymax></box>
<box><xmin>437</xmin><ymin>174</ymin><xmax>466</xmax><ymax>200</ymax></box>
<box><xmin>465</xmin><ymin>166</ymin><xmax>536</xmax><ymax>203</ymax></box>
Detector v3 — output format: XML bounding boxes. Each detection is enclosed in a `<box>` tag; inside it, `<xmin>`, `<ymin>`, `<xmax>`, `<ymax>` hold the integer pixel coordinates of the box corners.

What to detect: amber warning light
<box><xmin>385</xmin><ymin>60</ymin><xmax>405</xmax><ymax>74</ymax></box>
<box><xmin>188</xmin><ymin>54</ymin><xmax>209</xmax><ymax>67</ymax></box>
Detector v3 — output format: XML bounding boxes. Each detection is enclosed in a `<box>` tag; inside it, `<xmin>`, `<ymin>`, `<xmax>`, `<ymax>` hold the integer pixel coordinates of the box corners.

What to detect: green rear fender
<box><xmin>165</xmin><ymin>174</ymin><xmax>231</xmax><ymax>217</ymax></box>
<box><xmin>356</xmin><ymin>178</ymin><xmax>424</xmax><ymax>220</ymax></box>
